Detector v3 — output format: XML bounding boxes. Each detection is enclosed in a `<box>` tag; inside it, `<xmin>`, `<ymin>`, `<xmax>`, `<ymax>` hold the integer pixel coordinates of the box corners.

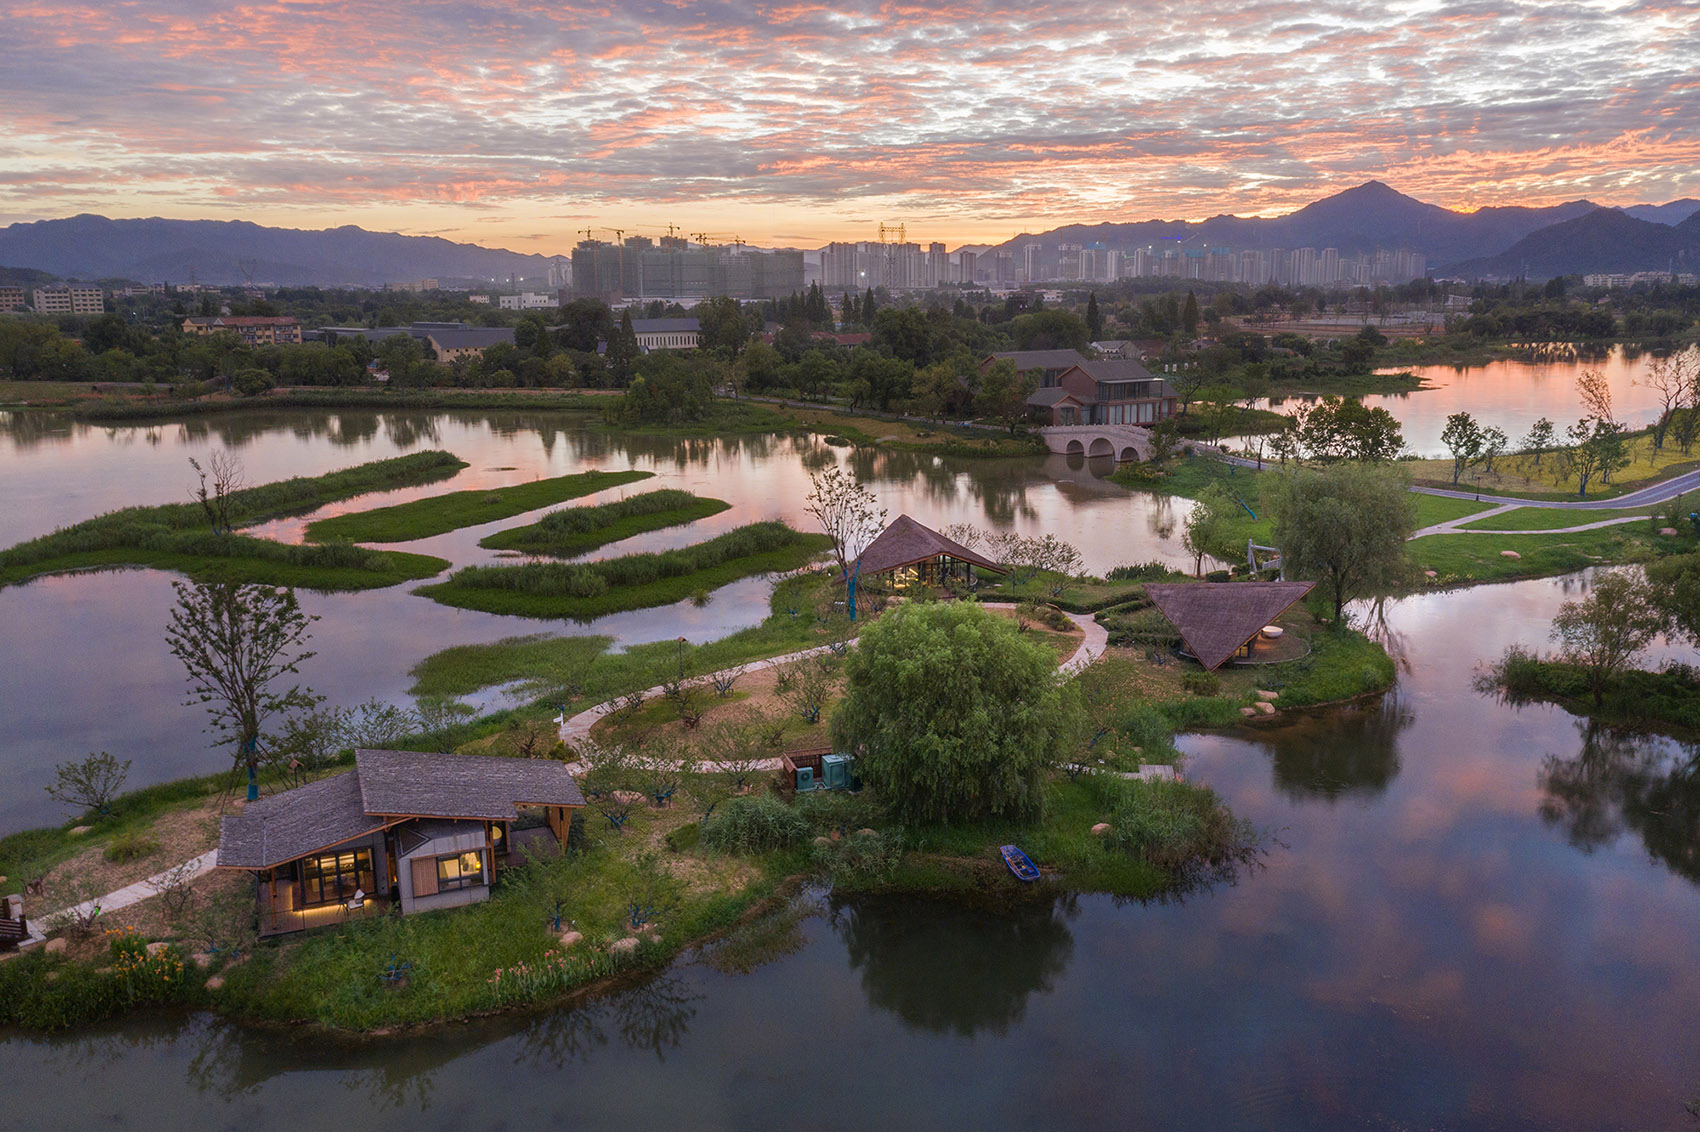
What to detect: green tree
<box><xmin>1272</xmin><ymin>463</ymin><xmax>1416</xmax><ymax>621</ymax></box>
<box><xmin>1441</xmin><ymin>411</ymin><xmax>1484</xmax><ymax>485</ymax></box>
<box><xmin>975</xmin><ymin>358</ymin><xmax>1032</xmax><ymax>433</ymax></box>
<box><xmin>166</xmin><ymin>581</ymin><xmax>321</xmax><ymax>801</ymax></box>
<box><xmin>45</xmin><ymin>751</ymin><xmax>131</xmax><ymax>817</ymax></box>
<box><xmin>1085</xmin><ymin>292</ymin><xmax>1103</xmax><ymax>342</ymax></box>
<box><xmin>1521</xmin><ymin>417</ymin><xmax>1555</xmax><ymax>468</ymax></box>
<box><xmin>1183</xmin><ymin>484</ymin><xmax>1238</xmax><ymax>577</ymax></box>
<box><xmin>831</xmin><ymin>602</ymin><xmax>1077</xmax><ymax>824</ymax></box>
<box><xmin>1645</xmin><ymin>552</ymin><xmax>1700</xmax><ymax>647</ymax></box>
<box><xmin>1550</xmin><ymin>570</ymin><xmax>1665</xmax><ymax>706</ymax></box>
<box><xmin>1181</xmin><ymin>291</ymin><xmax>1201</xmax><ymax>337</ymax></box>
<box><xmin>697</xmin><ymin>295</ymin><xmax>752</xmax><ymax>358</ymax></box>
<box><xmin>1296</xmin><ymin>396</ymin><xmax>1404</xmax><ymax>462</ymax></box>
<box><xmin>804</xmin><ymin>464</ymin><xmax>886</xmax><ymax>579</ymax></box>
<box><xmin>606</xmin><ymin>310</ymin><xmax>640</xmax><ymax>385</ymax></box>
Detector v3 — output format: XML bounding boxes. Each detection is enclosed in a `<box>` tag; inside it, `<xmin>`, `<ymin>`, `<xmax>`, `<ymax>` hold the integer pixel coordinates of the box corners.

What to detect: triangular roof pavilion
<box><xmin>1143</xmin><ymin>581</ymin><xmax>1315</xmax><ymax>671</ymax></box>
<box><xmin>853</xmin><ymin>514</ymin><xmax>1006</xmax><ymax>577</ymax></box>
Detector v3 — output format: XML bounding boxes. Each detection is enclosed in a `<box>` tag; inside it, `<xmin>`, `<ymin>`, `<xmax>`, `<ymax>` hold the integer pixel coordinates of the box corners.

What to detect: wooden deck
<box><xmin>257</xmin><ymin>881</ymin><xmax>390</xmax><ymax>938</ymax></box>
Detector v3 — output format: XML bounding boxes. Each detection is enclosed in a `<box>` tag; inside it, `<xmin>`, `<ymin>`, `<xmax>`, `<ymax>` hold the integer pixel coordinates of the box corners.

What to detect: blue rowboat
<box><xmin>1000</xmin><ymin>844</ymin><xmax>1040</xmax><ymax>882</ymax></box>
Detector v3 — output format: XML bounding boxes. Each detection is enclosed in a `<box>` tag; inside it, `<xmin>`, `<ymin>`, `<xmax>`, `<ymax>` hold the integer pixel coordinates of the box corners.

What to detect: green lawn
<box><xmin>480</xmin><ymin>490</ymin><xmax>731</xmax><ymax>557</ymax></box>
<box><xmin>1408</xmin><ymin>525</ymin><xmax>1664</xmax><ymax>584</ymax></box>
<box><xmin>305</xmin><ymin>469</ymin><xmax>652</xmax><ymax>543</ymax></box>
<box><xmin>1413</xmin><ymin>494</ymin><xmax>1496</xmax><ymax>527</ymax></box>
<box><xmin>1456</xmin><ymin>504</ymin><xmax>1658</xmax><ymax>531</ymax></box>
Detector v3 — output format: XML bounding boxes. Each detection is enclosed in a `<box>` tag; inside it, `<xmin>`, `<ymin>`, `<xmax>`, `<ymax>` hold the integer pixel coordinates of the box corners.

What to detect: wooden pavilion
<box><xmin>1143</xmin><ymin>581</ymin><xmax>1316</xmax><ymax>670</ymax></box>
<box><xmin>851</xmin><ymin>514</ymin><xmax>1007</xmax><ymax>589</ymax></box>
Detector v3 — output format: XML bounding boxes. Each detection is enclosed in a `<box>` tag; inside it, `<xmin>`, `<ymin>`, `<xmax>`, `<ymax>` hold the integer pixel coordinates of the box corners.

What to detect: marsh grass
<box><xmin>0</xmin><ymin>451</ymin><xmax>464</xmax><ymax>588</ymax></box>
<box><xmin>418</xmin><ymin>523</ymin><xmax>831</xmax><ymax>619</ymax></box>
<box><xmin>304</xmin><ymin>468</ymin><xmax>652</xmax><ymax>543</ymax></box>
<box><xmin>479</xmin><ymin>490</ymin><xmax>731</xmax><ymax>557</ymax></box>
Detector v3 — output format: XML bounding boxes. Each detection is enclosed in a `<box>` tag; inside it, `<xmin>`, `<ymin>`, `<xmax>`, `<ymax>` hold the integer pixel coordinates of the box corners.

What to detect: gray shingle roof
<box><xmin>985</xmin><ymin>349</ymin><xmax>1089</xmax><ymax>371</ymax></box>
<box><xmin>1143</xmin><ymin>581</ymin><xmax>1316</xmax><ymax>671</ymax></box>
<box><xmin>217</xmin><ymin>750</ymin><xmax>585</xmax><ymax>870</ymax></box>
<box><xmin>854</xmin><ymin>514</ymin><xmax>1006</xmax><ymax>577</ymax></box>
<box><xmin>217</xmin><ymin>771</ymin><xmax>387</xmax><ymax>870</ymax></box>
<box><xmin>356</xmin><ymin>749</ymin><xmax>586</xmax><ymax>819</ymax></box>
<box><xmin>427</xmin><ymin>328</ymin><xmax>515</xmax><ymax>351</ymax></box>
<box><xmin>1026</xmin><ymin>386</ymin><xmax>1082</xmax><ymax>407</ymax></box>
<box><xmin>631</xmin><ymin>318</ymin><xmax>700</xmax><ymax>333</ymax></box>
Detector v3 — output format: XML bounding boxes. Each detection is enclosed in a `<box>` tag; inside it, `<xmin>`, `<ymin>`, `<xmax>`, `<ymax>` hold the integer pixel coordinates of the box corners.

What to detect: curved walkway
<box><xmin>17</xmin><ymin>849</ymin><xmax>219</xmax><ymax>950</ymax></box>
<box><xmin>558</xmin><ymin>609</ymin><xmax>1110</xmax><ymax>748</ymax></box>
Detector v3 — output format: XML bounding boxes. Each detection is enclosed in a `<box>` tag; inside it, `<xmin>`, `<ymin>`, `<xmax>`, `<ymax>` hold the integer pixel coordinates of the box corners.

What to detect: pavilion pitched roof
<box><xmin>216</xmin><ymin>749</ymin><xmax>585</xmax><ymax>870</ymax></box>
<box><xmin>1142</xmin><ymin>581</ymin><xmax>1316</xmax><ymax>671</ymax></box>
<box><xmin>853</xmin><ymin>514</ymin><xmax>1006</xmax><ymax>577</ymax></box>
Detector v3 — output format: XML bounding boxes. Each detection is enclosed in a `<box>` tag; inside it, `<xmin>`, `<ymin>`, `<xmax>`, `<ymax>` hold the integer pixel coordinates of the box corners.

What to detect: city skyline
<box><xmin>3</xmin><ymin>1</ymin><xmax>1697</xmax><ymax>253</ymax></box>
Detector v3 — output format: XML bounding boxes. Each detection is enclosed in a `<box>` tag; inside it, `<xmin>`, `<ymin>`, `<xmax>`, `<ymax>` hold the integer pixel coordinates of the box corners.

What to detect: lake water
<box><xmin>0</xmin><ymin>409</ymin><xmax>1190</xmax><ymax>832</ymax></box>
<box><xmin>1261</xmin><ymin>345</ymin><xmax>1683</xmax><ymax>458</ymax></box>
<box><xmin>1</xmin><ymin>574</ymin><xmax>1696</xmax><ymax>1130</ymax></box>
<box><xmin>1</xmin><ymin>372</ymin><xmax>1697</xmax><ymax>1129</ymax></box>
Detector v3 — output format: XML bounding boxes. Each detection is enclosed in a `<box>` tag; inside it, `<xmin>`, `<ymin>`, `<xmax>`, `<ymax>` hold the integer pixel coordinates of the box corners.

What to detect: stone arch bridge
<box><xmin>1038</xmin><ymin>423</ymin><xmax>1157</xmax><ymax>462</ymax></box>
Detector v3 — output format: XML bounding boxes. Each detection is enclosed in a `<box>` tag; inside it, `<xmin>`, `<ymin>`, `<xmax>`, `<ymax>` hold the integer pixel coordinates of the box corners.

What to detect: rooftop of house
<box><xmin>217</xmin><ymin>749</ymin><xmax>585</xmax><ymax>870</ymax></box>
<box><xmin>1026</xmin><ymin>385</ymin><xmax>1085</xmax><ymax>407</ymax></box>
<box><xmin>185</xmin><ymin>315</ymin><xmax>300</xmax><ymax>327</ymax></box>
<box><xmin>1059</xmin><ymin>358</ymin><xmax>1160</xmax><ymax>383</ymax></box>
<box><xmin>425</xmin><ymin>327</ymin><xmax>516</xmax><ymax>350</ymax></box>
<box><xmin>630</xmin><ymin>317</ymin><xmax>700</xmax><ymax>333</ymax></box>
<box><xmin>1142</xmin><ymin>581</ymin><xmax>1316</xmax><ymax>671</ymax></box>
<box><xmin>854</xmin><ymin>513</ymin><xmax>1006</xmax><ymax>577</ymax></box>
<box><xmin>984</xmin><ymin>349</ymin><xmax>1090</xmax><ymax>370</ymax></box>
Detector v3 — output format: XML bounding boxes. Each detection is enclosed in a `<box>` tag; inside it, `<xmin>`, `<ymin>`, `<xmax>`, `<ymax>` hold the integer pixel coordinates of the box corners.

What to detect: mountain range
<box><xmin>986</xmin><ymin>181</ymin><xmax>1700</xmax><ymax>278</ymax></box>
<box><xmin>0</xmin><ymin>215</ymin><xmax>550</xmax><ymax>287</ymax></box>
<box><xmin>2</xmin><ymin>183</ymin><xmax>1698</xmax><ymax>286</ymax></box>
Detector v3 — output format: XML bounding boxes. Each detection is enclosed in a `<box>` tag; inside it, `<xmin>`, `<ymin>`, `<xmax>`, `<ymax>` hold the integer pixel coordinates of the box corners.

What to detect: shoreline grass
<box><xmin>304</xmin><ymin>469</ymin><xmax>651</xmax><ymax>544</ymax></box>
<box><xmin>417</xmin><ymin>522</ymin><xmax>832</xmax><ymax>619</ymax></box>
<box><xmin>479</xmin><ymin>489</ymin><xmax>731</xmax><ymax>557</ymax></box>
<box><xmin>1486</xmin><ymin>647</ymin><xmax>1700</xmax><ymax>736</ymax></box>
<box><xmin>0</xmin><ymin>452</ymin><xmax>465</xmax><ymax>589</ymax></box>
<box><xmin>0</xmin><ymin>543</ymin><xmax>448</xmax><ymax>591</ymax></box>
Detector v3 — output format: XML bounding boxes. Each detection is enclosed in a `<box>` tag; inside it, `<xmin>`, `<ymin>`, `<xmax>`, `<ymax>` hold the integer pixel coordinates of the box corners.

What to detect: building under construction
<box><xmin>569</xmin><ymin>236</ymin><xmax>804</xmax><ymax>303</ymax></box>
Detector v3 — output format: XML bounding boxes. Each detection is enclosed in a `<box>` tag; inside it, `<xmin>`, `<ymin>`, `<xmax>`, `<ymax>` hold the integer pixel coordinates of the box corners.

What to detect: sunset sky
<box><xmin>3</xmin><ymin>1</ymin><xmax>1697</xmax><ymax>252</ymax></box>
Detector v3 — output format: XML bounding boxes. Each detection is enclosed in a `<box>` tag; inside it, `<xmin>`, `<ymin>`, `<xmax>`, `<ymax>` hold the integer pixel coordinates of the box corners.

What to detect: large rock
<box><xmin>1239</xmin><ymin>706</ymin><xmax>1259</xmax><ymax>717</ymax></box>
<box><xmin>1500</xmin><ymin>550</ymin><xmax>1521</xmax><ymax>559</ymax></box>
<box><xmin>1254</xmin><ymin>701</ymin><xmax>1276</xmax><ymax>715</ymax></box>
<box><xmin>558</xmin><ymin>930</ymin><xmax>583</xmax><ymax>948</ymax></box>
<box><xmin>145</xmin><ymin>941</ymin><xmax>170</xmax><ymax>957</ymax></box>
<box><xmin>1661</xmin><ymin>527</ymin><xmax>1679</xmax><ymax>536</ymax></box>
<box><xmin>610</xmin><ymin>937</ymin><xmax>641</xmax><ymax>955</ymax></box>
<box><xmin>44</xmin><ymin>937</ymin><xmax>67</xmax><ymax>954</ymax></box>
<box><xmin>1255</xmin><ymin>690</ymin><xmax>1280</xmax><ymax>701</ymax></box>
<box><xmin>1090</xmin><ymin>823</ymin><xmax>1111</xmax><ymax>836</ymax></box>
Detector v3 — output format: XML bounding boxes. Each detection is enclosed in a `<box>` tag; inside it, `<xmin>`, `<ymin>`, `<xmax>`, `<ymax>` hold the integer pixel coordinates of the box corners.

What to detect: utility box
<box><xmin>795</xmin><ymin>765</ymin><xmax>816</xmax><ymax>792</ymax></box>
<box><xmin>821</xmin><ymin>754</ymin><xmax>851</xmax><ymax>790</ymax></box>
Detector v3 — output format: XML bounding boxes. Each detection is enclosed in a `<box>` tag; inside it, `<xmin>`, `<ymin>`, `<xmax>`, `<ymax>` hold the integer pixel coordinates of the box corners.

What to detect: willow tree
<box><xmin>1272</xmin><ymin>463</ymin><xmax>1415</xmax><ymax>622</ymax></box>
<box><xmin>831</xmin><ymin>602</ymin><xmax>1077</xmax><ymax>824</ymax></box>
<box><xmin>166</xmin><ymin>581</ymin><xmax>320</xmax><ymax>801</ymax></box>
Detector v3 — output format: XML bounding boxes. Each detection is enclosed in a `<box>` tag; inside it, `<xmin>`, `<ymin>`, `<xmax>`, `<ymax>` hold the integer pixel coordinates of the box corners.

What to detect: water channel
<box><xmin>1</xmin><ymin>354</ymin><xmax>1697</xmax><ymax>1127</ymax></box>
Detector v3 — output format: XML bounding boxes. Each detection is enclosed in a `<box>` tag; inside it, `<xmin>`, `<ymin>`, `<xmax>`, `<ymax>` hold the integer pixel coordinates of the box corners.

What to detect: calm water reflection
<box><xmin>0</xmin><ymin>410</ymin><xmax>1189</xmax><ymax>831</ymax></box>
<box><xmin>2</xmin><ymin>572</ymin><xmax>1697</xmax><ymax>1129</ymax></box>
